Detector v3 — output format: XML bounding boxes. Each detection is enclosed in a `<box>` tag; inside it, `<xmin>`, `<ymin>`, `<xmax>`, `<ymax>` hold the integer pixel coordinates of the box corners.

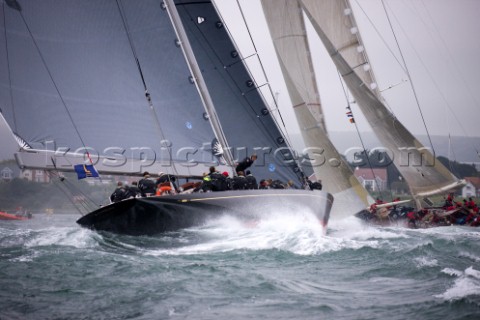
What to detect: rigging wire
<box><xmin>211</xmin><ymin>0</ymin><xmax>293</xmax><ymax>144</ymax></box>
<box><xmin>352</xmin><ymin>0</ymin><xmax>407</xmax><ymax>75</ymax></box>
<box><xmin>1</xmin><ymin>3</ymin><xmax>17</xmax><ymax>131</ymax></box>
<box><xmin>418</xmin><ymin>0</ymin><xmax>480</xmax><ymax>114</ymax></box>
<box><xmin>47</xmin><ymin>171</ymin><xmax>96</xmax><ymax>215</ymax></box>
<box><xmin>380</xmin><ymin>0</ymin><xmax>437</xmax><ymax>158</ymax></box>
<box><xmin>3</xmin><ymin>1</ymin><xmax>106</xmax><ymax>213</ymax></box>
<box><xmin>349</xmin><ymin>1</ymin><xmax>454</xmax><ymax>195</ymax></box>
<box><xmin>5</xmin><ymin>2</ymin><xmax>99</xmax><ymax>172</ymax></box>
<box><xmin>115</xmin><ymin>0</ymin><xmax>179</xmax><ymax>178</ymax></box>
<box><xmin>224</xmin><ymin>0</ymin><xmax>306</xmax><ymax>179</ymax></box>
<box><xmin>384</xmin><ymin>0</ymin><xmax>480</xmax><ymax>166</ymax></box>
<box><xmin>46</xmin><ymin>158</ymin><xmax>100</xmax><ymax>214</ymax></box>
<box><xmin>201</xmin><ymin>2</ymin><xmax>283</xmax><ymax>138</ymax></box>
<box><xmin>233</xmin><ymin>0</ymin><xmax>292</xmax><ymax>136</ymax></box>
<box><xmin>336</xmin><ymin>71</ymin><xmax>387</xmax><ymax>198</ymax></box>
<box><xmin>413</xmin><ymin>0</ymin><xmax>480</xmax><ymax>158</ymax></box>
<box><xmin>231</xmin><ymin>0</ymin><xmax>303</xmax><ymax>160</ymax></box>
<box><xmin>352</xmin><ymin>0</ymin><xmax>407</xmax><ymax>117</ymax></box>
<box><xmin>446</xmin><ymin>133</ymin><xmax>461</xmax><ymax>177</ymax></box>
<box><xmin>352</xmin><ymin>0</ymin><xmax>462</xmax><ymax>195</ymax></box>
<box><xmin>11</xmin><ymin>8</ymin><xmax>90</xmax><ymax>155</ymax></box>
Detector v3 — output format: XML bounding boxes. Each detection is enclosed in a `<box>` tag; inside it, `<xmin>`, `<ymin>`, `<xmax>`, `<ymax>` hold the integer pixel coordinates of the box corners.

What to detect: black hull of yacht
<box><xmin>77</xmin><ymin>189</ymin><xmax>333</xmax><ymax>236</ymax></box>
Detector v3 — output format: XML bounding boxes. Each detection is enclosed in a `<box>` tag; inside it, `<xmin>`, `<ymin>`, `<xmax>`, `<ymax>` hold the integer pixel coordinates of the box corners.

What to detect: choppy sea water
<box><xmin>1</xmin><ymin>211</ymin><xmax>479</xmax><ymax>320</ymax></box>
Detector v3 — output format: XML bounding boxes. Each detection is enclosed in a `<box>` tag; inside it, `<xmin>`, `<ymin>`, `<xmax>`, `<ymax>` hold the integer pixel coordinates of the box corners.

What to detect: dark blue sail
<box><xmin>174</xmin><ymin>0</ymin><xmax>306</xmax><ymax>186</ymax></box>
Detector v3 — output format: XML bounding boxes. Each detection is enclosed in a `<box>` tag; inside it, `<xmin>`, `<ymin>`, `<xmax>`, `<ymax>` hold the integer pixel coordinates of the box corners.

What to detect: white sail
<box><xmin>296</xmin><ymin>0</ymin><xmax>463</xmax><ymax>206</ymax></box>
<box><xmin>261</xmin><ymin>0</ymin><xmax>372</xmax><ymax>217</ymax></box>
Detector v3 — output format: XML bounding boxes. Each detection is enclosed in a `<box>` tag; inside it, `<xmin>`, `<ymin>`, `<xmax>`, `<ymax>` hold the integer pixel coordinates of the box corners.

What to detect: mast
<box><xmin>164</xmin><ymin>0</ymin><xmax>235</xmax><ymax>171</ymax></box>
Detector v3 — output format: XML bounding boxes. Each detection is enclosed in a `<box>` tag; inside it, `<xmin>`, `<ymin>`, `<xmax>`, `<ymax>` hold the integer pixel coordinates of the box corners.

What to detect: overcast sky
<box><xmin>217</xmin><ymin>0</ymin><xmax>480</xmax><ymax>141</ymax></box>
<box><xmin>2</xmin><ymin>0</ymin><xmax>479</xmax><ymax>161</ymax></box>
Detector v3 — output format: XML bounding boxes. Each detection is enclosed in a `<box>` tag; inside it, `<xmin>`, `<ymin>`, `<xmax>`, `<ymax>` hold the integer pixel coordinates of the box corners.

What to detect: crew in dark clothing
<box><xmin>138</xmin><ymin>171</ymin><xmax>156</xmax><ymax>197</ymax></box>
<box><xmin>126</xmin><ymin>181</ymin><xmax>141</xmax><ymax>198</ymax></box>
<box><xmin>232</xmin><ymin>171</ymin><xmax>248</xmax><ymax>190</ymax></box>
<box><xmin>110</xmin><ymin>181</ymin><xmax>128</xmax><ymax>203</ymax></box>
<box><xmin>258</xmin><ymin>179</ymin><xmax>270</xmax><ymax>189</ymax></box>
<box><xmin>235</xmin><ymin>154</ymin><xmax>257</xmax><ymax>174</ymax></box>
<box><xmin>245</xmin><ymin>170</ymin><xmax>258</xmax><ymax>189</ymax></box>
<box><xmin>222</xmin><ymin>171</ymin><xmax>233</xmax><ymax>190</ymax></box>
<box><xmin>270</xmin><ymin>179</ymin><xmax>285</xmax><ymax>189</ymax></box>
<box><xmin>201</xmin><ymin>166</ymin><xmax>229</xmax><ymax>192</ymax></box>
<box><xmin>208</xmin><ymin>167</ymin><xmax>230</xmax><ymax>191</ymax></box>
<box><xmin>306</xmin><ymin>179</ymin><xmax>322</xmax><ymax>190</ymax></box>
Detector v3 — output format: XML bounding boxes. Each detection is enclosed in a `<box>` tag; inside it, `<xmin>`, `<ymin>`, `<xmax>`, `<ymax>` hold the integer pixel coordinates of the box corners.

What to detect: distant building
<box><xmin>0</xmin><ymin>163</ymin><xmax>21</xmax><ymax>182</ymax></box>
<box><xmin>0</xmin><ymin>161</ymin><xmax>50</xmax><ymax>183</ymax></box>
<box><xmin>1</xmin><ymin>167</ymin><xmax>14</xmax><ymax>182</ymax></box>
<box><xmin>354</xmin><ymin>167</ymin><xmax>388</xmax><ymax>192</ymax></box>
<box><xmin>462</xmin><ymin>177</ymin><xmax>480</xmax><ymax>198</ymax></box>
<box><xmin>21</xmin><ymin>169</ymin><xmax>51</xmax><ymax>183</ymax></box>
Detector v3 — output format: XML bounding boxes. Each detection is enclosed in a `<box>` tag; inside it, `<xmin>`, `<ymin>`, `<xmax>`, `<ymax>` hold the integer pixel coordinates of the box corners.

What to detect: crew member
<box><xmin>236</xmin><ymin>154</ymin><xmax>257</xmax><ymax>174</ymax></box>
<box><xmin>138</xmin><ymin>171</ymin><xmax>156</xmax><ymax>197</ymax></box>
<box><xmin>232</xmin><ymin>171</ymin><xmax>248</xmax><ymax>190</ymax></box>
<box><xmin>245</xmin><ymin>170</ymin><xmax>258</xmax><ymax>189</ymax></box>
<box><xmin>126</xmin><ymin>181</ymin><xmax>141</xmax><ymax>198</ymax></box>
<box><xmin>110</xmin><ymin>181</ymin><xmax>128</xmax><ymax>203</ymax></box>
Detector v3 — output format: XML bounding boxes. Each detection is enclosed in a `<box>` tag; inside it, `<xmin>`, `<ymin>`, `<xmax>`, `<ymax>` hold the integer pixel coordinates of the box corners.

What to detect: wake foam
<box><xmin>148</xmin><ymin>211</ymin><xmax>328</xmax><ymax>255</ymax></box>
<box><xmin>24</xmin><ymin>226</ymin><xmax>99</xmax><ymax>250</ymax></box>
<box><xmin>146</xmin><ymin>212</ymin><xmax>410</xmax><ymax>256</ymax></box>
<box><xmin>435</xmin><ymin>266</ymin><xmax>480</xmax><ymax>300</ymax></box>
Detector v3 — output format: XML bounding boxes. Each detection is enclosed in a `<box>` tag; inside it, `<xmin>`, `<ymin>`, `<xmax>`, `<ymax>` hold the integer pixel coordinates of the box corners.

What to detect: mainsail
<box><xmin>261</xmin><ymin>0</ymin><xmax>371</xmax><ymax>217</ymax></box>
<box><xmin>0</xmin><ymin>0</ymin><xmax>305</xmax><ymax>185</ymax></box>
<box><xmin>0</xmin><ymin>0</ymin><xmax>221</xmax><ymax>177</ymax></box>
<box><xmin>263</xmin><ymin>0</ymin><xmax>463</xmax><ymax>207</ymax></box>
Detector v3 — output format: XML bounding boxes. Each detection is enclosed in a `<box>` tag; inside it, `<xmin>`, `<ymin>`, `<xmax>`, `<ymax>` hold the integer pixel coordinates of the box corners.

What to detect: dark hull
<box><xmin>77</xmin><ymin>189</ymin><xmax>333</xmax><ymax>236</ymax></box>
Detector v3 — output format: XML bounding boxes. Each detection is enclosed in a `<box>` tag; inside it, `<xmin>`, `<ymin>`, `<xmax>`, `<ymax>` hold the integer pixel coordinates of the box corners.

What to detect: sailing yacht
<box><xmin>0</xmin><ymin>0</ymin><xmax>333</xmax><ymax>235</ymax></box>
<box><xmin>259</xmin><ymin>0</ymin><xmax>468</xmax><ymax>225</ymax></box>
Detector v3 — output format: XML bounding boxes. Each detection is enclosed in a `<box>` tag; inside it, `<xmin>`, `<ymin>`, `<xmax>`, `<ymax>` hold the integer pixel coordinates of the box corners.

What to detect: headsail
<box><xmin>297</xmin><ymin>0</ymin><xmax>463</xmax><ymax>206</ymax></box>
<box><xmin>261</xmin><ymin>0</ymin><xmax>372</xmax><ymax>217</ymax></box>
